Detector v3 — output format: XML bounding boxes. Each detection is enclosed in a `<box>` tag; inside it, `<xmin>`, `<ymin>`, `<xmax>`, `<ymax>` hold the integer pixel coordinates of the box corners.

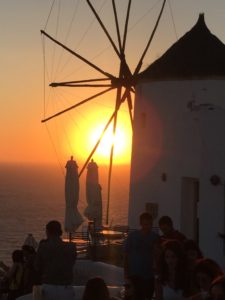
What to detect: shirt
<box><xmin>35</xmin><ymin>237</ymin><xmax>77</xmax><ymax>285</ymax></box>
<box><xmin>125</xmin><ymin>230</ymin><xmax>159</xmax><ymax>279</ymax></box>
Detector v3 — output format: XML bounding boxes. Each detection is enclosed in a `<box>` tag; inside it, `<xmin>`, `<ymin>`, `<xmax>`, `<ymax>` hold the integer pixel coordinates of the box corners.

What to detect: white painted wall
<box><xmin>129</xmin><ymin>79</ymin><xmax>225</xmax><ymax>265</ymax></box>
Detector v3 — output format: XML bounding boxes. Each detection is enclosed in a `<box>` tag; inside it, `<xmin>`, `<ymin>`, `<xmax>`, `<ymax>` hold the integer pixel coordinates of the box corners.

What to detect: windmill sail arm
<box><xmin>122</xmin><ymin>0</ymin><xmax>132</xmax><ymax>52</ymax></box>
<box><xmin>127</xmin><ymin>91</ymin><xmax>133</xmax><ymax>131</ymax></box>
<box><xmin>111</xmin><ymin>0</ymin><xmax>133</xmax><ymax>78</ymax></box>
<box><xmin>86</xmin><ymin>0</ymin><xmax>121</xmax><ymax>59</ymax></box>
<box><xmin>112</xmin><ymin>0</ymin><xmax>122</xmax><ymax>52</ymax></box>
<box><xmin>106</xmin><ymin>87</ymin><xmax>121</xmax><ymax>224</ymax></box>
<box><xmin>134</xmin><ymin>0</ymin><xmax>166</xmax><ymax>75</ymax></box>
<box><xmin>41</xmin><ymin>30</ymin><xmax>115</xmax><ymax>80</ymax></box>
<box><xmin>41</xmin><ymin>87</ymin><xmax>114</xmax><ymax>123</ymax></box>
<box><xmin>50</xmin><ymin>83</ymin><xmax>112</xmax><ymax>88</ymax></box>
<box><xmin>78</xmin><ymin>87</ymin><xmax>129</xmax><ymax>179</ymax></box>
<box><xmin>78</xmin><ymin>110</ymin><xmax>116</xmax><ymax>177</ymax></box>
<box><xmin>50</xmin><ymin>78</ymin><xmax>111</xmax><ymax>87</ymax></box>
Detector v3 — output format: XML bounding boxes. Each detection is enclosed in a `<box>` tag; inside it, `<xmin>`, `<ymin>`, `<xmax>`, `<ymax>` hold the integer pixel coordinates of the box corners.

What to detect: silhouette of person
<box><xmin>35</xmin><ymin>220</ymin><xmax>77</xmax><ymax>300</ymax></box>
<box><xmin>124</xmin><ymin>212</ymin><xmax>160</xmax><ymax>300</ymax></box>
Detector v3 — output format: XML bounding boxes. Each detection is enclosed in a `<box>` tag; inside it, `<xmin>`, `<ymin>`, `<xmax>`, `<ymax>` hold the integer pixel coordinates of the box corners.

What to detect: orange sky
<box><xmin>1</xmin><ymin>0</ymin><xmax>225</xmax><ymax>166</ymax></box>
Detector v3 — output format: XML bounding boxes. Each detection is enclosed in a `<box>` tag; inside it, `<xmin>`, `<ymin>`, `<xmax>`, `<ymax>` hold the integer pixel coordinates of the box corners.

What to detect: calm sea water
<box><xmin>0</xmin><ymin>163</ymin><xmax>130</xmax><ymax>264</ymax></box>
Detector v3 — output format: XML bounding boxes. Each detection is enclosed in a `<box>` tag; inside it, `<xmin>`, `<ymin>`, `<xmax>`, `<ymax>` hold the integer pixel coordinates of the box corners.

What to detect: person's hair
<box><xmin>158</xmin><ymin>216</ymin><xmax>173</xmax><ymax>227</ymax></box>
<box><xmin>159</xmin><ymin>240</ymin><xmax>186</xmax><ymax>290</ymax></box>
<box><xmin>46</xmin><ymin>220</ymin><xmax>62</xmax><ymax>236</ymax></box>
<box><xmin>183</xmin><ymin>239</ymin><xmax>203</xmax><ymax>259</ymax></box>
<box><xmin>210</xmin><ymin>275</ymin><xmax>225</xmax><ymax>295</ymax></box>
<box><xmin>194</xmin><ymin>258</ymin><xmax>223</xmax><ymax>284</ymax></box>
<box><xmin>12</xmin><ymin>249</ymin><xmax>24</xmax><ymax>263</ymax></box>
<box><xmin>82</xmin><ymin>277</ymin><xmax>110</xmax><ymax>300</ymax></box>
<box><xmin>139</xmin><ymin>212</ymin><xmax>153</xmax><ymax>223</ymax></box>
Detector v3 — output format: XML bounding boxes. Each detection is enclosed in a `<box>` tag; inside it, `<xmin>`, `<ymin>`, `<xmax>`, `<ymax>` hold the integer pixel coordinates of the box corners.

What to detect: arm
<box><xmin>34</xmin><ymin>244</ymin><xmax>45</xmax><ymax>285</ymax></box>
<box><xmin>123</xmin><ymin>234</ymin><xmax>131</xmax><ymax>282</ymax></box>
<box><xmin>0</xmin><ymin>261</ymin><xmax>10</xmax><ymax>272</ymax></box>
<box><xmin>4</xmin><ymin>263</ymin><xmax>18</xmax><ymax>281</ymax></box>
<box><xmin>153</xmin><ymin>238</ymin><xmax>162</xmax><ymax>275</ymax></box>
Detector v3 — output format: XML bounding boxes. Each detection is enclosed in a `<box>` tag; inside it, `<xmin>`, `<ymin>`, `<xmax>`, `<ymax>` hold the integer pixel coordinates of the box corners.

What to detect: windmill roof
<box><xmin>139</xmin><ymin>14</ymin><xmax>225</xmax><ymax>81</ymax></box>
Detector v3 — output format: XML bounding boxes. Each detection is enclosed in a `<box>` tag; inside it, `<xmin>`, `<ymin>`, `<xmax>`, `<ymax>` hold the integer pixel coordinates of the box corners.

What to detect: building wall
<box><xmin>129</xmin><ymin>79</ymin><xmax>225</xmax><ymax>265</ymax></box>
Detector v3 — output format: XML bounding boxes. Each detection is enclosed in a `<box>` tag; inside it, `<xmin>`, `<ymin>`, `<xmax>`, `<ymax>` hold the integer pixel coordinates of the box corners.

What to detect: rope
<box><xmin>42</xmin><ymin>36</ymin><xmax>46</xmax><ymax>119</ymax></box>
<box><xmin>51</xmin><ymin>0</ymin><xmax>61</xmax><ymax>81</ymax></box>
<box><xmin>45</xmin><ymin>124</ymin><xmax>65</xmax><ymax>176</ymax></box>
<box><xmin>168</xmin><ymin>0</ymin><xmax>178</xmax><ymax>40</ymax></box>
<box><xmin>58</xmin><ymin>1</ymin><xmax>162</xmax><ymax>81</ymax></box>
<box><xmin>128</xmin><ymin>0</ymin><xmax>161</xmax><ymax>31</ymax></box>
<box><xmin>44</xmin><ymin>0</ymin><xmax>56</xmax><ymax>31</ymax></box>
<box><xmin>57</xmin><ymin>0</ymin><xmax>108</xmax><ymax>79</ymax></box>
<box><xmin>54</xmin><ymin>0</ymin><xmax>81</xmax><ymax>79</ymax></box>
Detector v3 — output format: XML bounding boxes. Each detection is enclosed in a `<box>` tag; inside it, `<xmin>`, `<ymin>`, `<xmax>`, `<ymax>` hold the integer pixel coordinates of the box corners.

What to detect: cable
<box><xmin>44</xmin><ymin>0</ymin><xmax>56</xmax><ymax>31</ymax></box>
<box><xmin>168</xmin><ymin>0</ymin><xmax>178</xmax><ymax>40</ymax></box>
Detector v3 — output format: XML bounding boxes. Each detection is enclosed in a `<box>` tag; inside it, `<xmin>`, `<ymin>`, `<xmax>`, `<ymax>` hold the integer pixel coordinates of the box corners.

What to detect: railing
<box><xmin>68</xmin><ymin>225</ymin><xmax>160</xmax><ymax>259</ymax></box>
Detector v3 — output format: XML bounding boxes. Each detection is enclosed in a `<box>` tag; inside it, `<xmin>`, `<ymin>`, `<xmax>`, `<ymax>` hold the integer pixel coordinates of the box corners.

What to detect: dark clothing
<box><xmin>125</xmin><ymin>230</ymin><xmax>159</xmax><ymax>279</ymax></box>
<box><xmin>7</xmin><ymin>289</ymin><xmax>23</xmax><ymax>300</ymax></box>
<box><xmin>129</xmin><ymin>276</ymin><xmax>154</xmax><ymax>300</ymax></box>
<box><xmin>160</xmin><ymin>230</ymin><xmax>186</xmax><ymax>243</ymax></box>
<box><xmin>35</xmin><ymin>237</ymin><xmax>77</xmax><ymax>285</ymax></box>
<box><xmin>124</xmin><ymin>229</ymin><xmax>159</xmax><ymax>300</ymax></box>
<box><xmin>23</xmin><ymin>254</ymin><xmax>37</xmax><ymax>294</ymax></box>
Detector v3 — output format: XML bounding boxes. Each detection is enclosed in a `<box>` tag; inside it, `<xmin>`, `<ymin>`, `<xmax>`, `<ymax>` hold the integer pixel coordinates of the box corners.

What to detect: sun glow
<box><xmin>67</xmin><ymin>106</ymin><xmax>132</xmax><ymax>165</ymax></box>
<box><xmin>90</xmin><ymin>125</ymin><xmax>126</xmax><ymax>158</ymax></box>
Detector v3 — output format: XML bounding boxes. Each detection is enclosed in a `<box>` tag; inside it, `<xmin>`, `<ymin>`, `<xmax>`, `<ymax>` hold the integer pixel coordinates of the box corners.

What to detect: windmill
<box><xmin>41</xmin><ymin>0</ymin><xmax>166</xmax><ymax>225</ymax></box>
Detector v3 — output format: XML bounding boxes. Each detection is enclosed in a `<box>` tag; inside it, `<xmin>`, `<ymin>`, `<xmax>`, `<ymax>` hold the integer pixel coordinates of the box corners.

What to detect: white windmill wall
<box><xmin>129</xmin><ymin>79</ymin><xmax>225</xmax><ymax>265</ymax></box>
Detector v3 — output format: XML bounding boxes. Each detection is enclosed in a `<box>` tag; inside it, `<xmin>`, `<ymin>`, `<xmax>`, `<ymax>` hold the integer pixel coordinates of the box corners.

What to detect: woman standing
<box><xmin>155</xmin><ymin>240</ymin><xmax>186</xmax><ymax>300</ymax></box>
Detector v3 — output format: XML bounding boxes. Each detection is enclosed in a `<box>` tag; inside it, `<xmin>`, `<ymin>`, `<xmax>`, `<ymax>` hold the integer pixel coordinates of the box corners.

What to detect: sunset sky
<box><xmin>1</xmin><ymin>0</ymin><xmax>225</xmax><ymax>168</ymax></box>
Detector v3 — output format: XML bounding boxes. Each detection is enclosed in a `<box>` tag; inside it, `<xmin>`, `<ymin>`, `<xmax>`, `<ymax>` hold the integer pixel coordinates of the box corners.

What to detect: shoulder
<box><xmin>38</xmin><ymin>239</ymin><xmax>48</xmax><ymax>248</ymax></box>
<box><xmin>37</xmin><ymin>239</ymin><xmax>50</xmax><ymax>251</ymax></box>
<box><xmin>63</xmin><ymin>241</ymin><xmax>77</xmax><ymax>251</ymax></box>
<box><xmin>126</xmin><ymin>230</ymin><xmax>141</xmax><ymax>241</ymax></box>
<box><xmin>148</xmin><ymin>231</ymin><xmax>160</xmax><ymax>242</ymax></box>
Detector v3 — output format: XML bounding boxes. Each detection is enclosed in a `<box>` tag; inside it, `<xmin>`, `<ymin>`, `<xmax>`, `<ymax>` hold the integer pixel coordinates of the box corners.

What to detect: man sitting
<box><xmin>35</xmin><ymin>220</ymin><xmax>77</xmax><ymax>300</ymax></box>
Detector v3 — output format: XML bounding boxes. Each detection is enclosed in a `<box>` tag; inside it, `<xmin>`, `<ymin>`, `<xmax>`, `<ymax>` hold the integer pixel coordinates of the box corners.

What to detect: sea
<box><xmin>0</xmin><ymin>163</ymin><xmax>130</xmax><ymax>264</ymax></box>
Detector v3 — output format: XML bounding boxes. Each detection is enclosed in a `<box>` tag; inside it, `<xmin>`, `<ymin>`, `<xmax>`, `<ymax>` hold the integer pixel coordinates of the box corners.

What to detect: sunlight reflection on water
<box><xmin>0</xmin><ymin>163</ymin><xmax>129</xmax><ymax>263</ymax></box>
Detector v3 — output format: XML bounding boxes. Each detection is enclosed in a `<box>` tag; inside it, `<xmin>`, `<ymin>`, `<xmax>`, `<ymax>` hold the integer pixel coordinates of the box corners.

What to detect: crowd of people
<box><xmin>0</xmin><ymin>215</ymin><xmax>225</xmax><ymax>300</ymax></box>
<box><xmin>0</xmin><ymin>245</ymin><xmax>36</xmax><ymax>300</ymax></box>
<box><xmin>124</xmin><ymin>213</ymin><xmax>225</xmax><ymax>300</ymax></box>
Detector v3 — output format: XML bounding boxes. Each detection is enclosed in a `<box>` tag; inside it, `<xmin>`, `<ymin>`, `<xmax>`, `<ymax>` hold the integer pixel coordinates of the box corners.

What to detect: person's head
<box><xmin>183</xmin><ymin>239</ymin><xmax>203</xmax><ymax>266</ymax></box>
<box><xmin>46</xmin><ymin>220</ymin><xmax>62</xmax><ymax>238</ymax></box>
<box><xmin>162</xmin><ymin>240</ymin><xmax>184</xmax><ymax>269</ymax></box>
<box><xmin>194</xmin><ymin>258</ymin><xmax>223</xmax><ymax>292</ymax></box>
<box><xmin>139</xmin><ymin>212</ymin><xmax>153</xmax><ymax>232</ymax></box>
<box><xmin>82</xmin><ymin>277</ymin><xmax>110</xmax><ymax>300</ymax></box>
<box><xmin>158</xmin><ymin>216</ymin><xmax>173</xmax><ymax>236</ymax></box>
<box><xmin>22</xmin><ymin>245</ymin><xmax>36</xmax><ymax>261</ymax></box>
<box><xmin>210</xmin><ymin>276</ymin><xmax>225</xmax><ymax>300</ymax></box>
<box><xmin>12</xmin><ymin>249</ymin><xmax>24</xmax><ymax>263</ymax></box>
<box><xmin>159</xmin><ymin>240</ymin><xmax>185</xmax><ymax>289</ymax></box>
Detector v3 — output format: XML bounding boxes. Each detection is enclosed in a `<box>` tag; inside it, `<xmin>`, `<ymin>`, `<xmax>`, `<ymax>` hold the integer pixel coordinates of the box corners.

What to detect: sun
<box><xmin>68</xmin><ymin>106</ymin><xmax>132</xmax><ymax>165</ymax></box>
<box><xmin>85</xmin><ymin>120</ymin><xmax>131</xmax><ymax>165</ymax></box>
<box><xmin>90</xmin><ymin>124</ymin><xmax>126</xmax><ymax>159</ymax></box>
